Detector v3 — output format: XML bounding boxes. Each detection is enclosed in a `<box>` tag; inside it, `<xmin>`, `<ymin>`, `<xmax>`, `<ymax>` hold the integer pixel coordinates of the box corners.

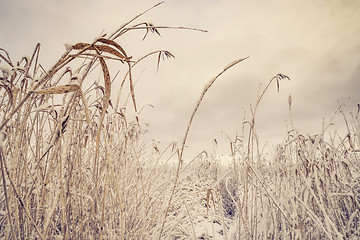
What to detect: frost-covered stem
<box><xmin>179</xmin><ymin>57</ymin><xmax>248</xmax><ymax>163</ymax></box>
<box><xmin>99</xmin><ymin>179</ymin><xmax>107</xmax><ymax>240</ymax></box>
<box><xmin>244</xmin><ymin>74</ymin><xmax>284</xmax><ymax>236</ymax></box>
<box><xmin>0</xmin><ymin>144</ymin><xmax>17</xmax><ymax>239</ymax></box>
<box><xmin>300</xmin><ymin>167</ymin><xmax>341</xmax><ymax>238</ymax></box>
<box><xmin>58</xmin><ymin>128</ymin><xmax>68</xmax><ymax>239</ymax></box>
<box><xmin>99</xmin><ymin>137</ymin><xmax>111</xmax><ymax>240</ymax></box>
<box><xmin>0</xmin><ymin>142</ymin><xmax>45</xmax><ymax>240</ymax></box>
<box><xmin>253</xmin><ymin>77</ymin><xmax>274</xmax><ymax>114</ymax></box>
<box><xmin>293</xmin><ymin>194</ymin><xmax>334</xmax><ymax>239</ymax></box>
<box><xmin>247</xmin><ymin>75</ymin><xmax>282</xmax><ymax>158</ymax></box>
<box><xmin>158</xmin><ymin>57</ymin><xmax>248</xmax><ymax>239</ymax></box>
<box><xmin>244</xmin><ymin>157</ymin><xmax>295</xmax><ymax>229</ymax></box>
<box><xmin>184</xmin><ymin>200</ymin><xmax>196</xmax><ymax>239</ymax></box>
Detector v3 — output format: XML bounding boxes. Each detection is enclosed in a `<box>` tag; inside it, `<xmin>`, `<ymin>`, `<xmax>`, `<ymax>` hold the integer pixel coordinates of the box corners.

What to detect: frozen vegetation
<box><xmin>0</xmin><ymin>4</ymin><xmax>359</xmax><ymax>239</ymax></box>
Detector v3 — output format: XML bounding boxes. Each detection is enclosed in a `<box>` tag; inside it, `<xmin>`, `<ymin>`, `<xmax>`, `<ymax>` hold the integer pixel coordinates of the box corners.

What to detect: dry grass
<box><xmin>0</xmin><ymin>3</ymin><xmax>204</xmax><ymax>239</ymax></box>
<box><xmin>217</xmin><ymin>78</ymin><xmax>360</xmax><ymax>239</ymax></box>
<box><xmin>0</xmin><ymin>2</ymin><xmax>359</xmax><ymax>240</ymax></box>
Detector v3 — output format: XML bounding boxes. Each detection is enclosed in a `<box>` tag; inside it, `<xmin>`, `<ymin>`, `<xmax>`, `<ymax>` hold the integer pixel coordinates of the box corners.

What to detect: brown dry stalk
<box><xmin>72</xmin><ymin>43</ymin><xmax>131</xmax><ymax>61</ymax></box>
<box><xmin>93</xmin><ymin>49</ymin><xmax>111</xmax><ymax>182</ymax></box>
<box><xmin>96</xmin><ymin>38</ymin><xmax>130</xmax><ymax>59</ymax></box>
<box><xmin>34</xmin><ymin>84</ymin><xmax>81</xmax><ymax>94</ymax></box>
<box><xmin>127</xmin><ymin>61</ymin><xmax>137</xmax><ymax>112</ymax></box>
<box><xmin>206</xmin><ymin>189</ymin><xmax>216</xmax><ymax>215</ymax></box>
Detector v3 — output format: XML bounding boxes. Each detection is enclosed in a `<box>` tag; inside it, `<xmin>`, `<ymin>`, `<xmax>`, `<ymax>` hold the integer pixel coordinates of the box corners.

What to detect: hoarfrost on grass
<box><xmin>64</xmin><ymin>43</ymin><xmax>73</xmax><ymax>51</ymax></box>
<box><xmin>0</xmin><ymin>65</ymin><xmax>13</xmax><ymax>78</ymax></box>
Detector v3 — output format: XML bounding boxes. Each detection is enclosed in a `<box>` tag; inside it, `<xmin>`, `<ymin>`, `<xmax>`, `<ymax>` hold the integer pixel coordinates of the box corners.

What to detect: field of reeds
<box><xmin>1</xmin><ymin>3</ymin><xmax>359</xmax><ymax>240</ymax></box>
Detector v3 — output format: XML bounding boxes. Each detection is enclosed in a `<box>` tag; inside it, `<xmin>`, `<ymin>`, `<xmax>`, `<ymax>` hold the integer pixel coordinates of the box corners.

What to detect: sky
<box><xmin>1</xmin><ymin>0</ymin><xmax>360</xmax><ymax>159</ymax></box>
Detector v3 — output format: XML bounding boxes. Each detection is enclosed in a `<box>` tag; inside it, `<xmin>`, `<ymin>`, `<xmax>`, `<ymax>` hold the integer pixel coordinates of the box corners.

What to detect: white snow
<box><xmin>64</xmin><ymin>43</ymin><xmax>73</xmax><ymax>51</ymax></box>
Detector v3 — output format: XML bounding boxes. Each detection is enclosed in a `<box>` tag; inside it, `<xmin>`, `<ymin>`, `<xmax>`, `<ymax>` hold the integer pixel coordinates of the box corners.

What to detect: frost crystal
<box><xmin>0</xmin><ymin>65</ymin><xmax>13</xmax><ymax>78</ymax></box>
<box><xmin>64</xmin><ymin>43</ymin><xmax>73</xmax><ymax>51</ymax></box>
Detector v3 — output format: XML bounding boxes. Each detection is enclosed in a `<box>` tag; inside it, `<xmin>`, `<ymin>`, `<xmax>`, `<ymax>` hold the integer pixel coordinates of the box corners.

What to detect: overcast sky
<box><xmin>1</xmin><ymin>0</ymin><xmax>360</xmax><ymax>159</ymax></box>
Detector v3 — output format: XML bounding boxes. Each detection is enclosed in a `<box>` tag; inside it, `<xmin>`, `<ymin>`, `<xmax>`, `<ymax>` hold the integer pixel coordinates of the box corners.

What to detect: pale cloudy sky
<box><xmin>1</xmin><ymin>0</ymin><xmax>360</xmax><ymax>158</ymax></box>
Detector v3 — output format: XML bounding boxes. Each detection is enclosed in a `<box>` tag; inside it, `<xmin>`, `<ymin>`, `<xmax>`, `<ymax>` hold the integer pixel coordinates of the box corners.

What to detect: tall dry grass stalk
<box><xmin>158</xmin><ymin>57</ymin><xmax>249</xmax><ymax>239</ymax></box>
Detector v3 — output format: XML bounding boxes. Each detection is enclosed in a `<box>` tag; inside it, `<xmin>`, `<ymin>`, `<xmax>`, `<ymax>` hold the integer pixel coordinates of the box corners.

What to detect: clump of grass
<box><xmin>0</xmin><ymin>2</ymin><xmax>206</xmax><ymax>239</ymax></box>
<box><xmin>217</xmin><ymin>76</ymin><xmax>360</xmax><ymax>239</ymax></box>
<box><xmin>167</xmin><ymin>71</ymin><xmax>360</xmax><ymax>239</ymax></box>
